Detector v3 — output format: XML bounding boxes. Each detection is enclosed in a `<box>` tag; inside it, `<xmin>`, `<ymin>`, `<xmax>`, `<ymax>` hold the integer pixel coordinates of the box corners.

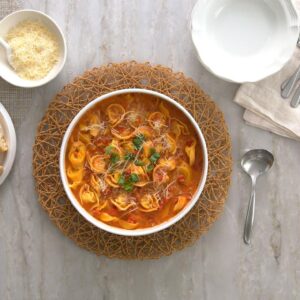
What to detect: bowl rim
<box><xmin>0</xmin><ymin>9</ymin><xmax>67</xmax><ymax>88</ymax></box>
<box><xmin>190</xmin><ymin>0</ymin><xmax>300</xmax><ymax>83</ymax></box>
<box><xmin>59</xmin><ymin>88</ymin><xmax>208</xmax><ymax>236</ymax></box>
<box><xmin>0</xmin><ymin>102</ymin><xmax>16</xmax><ymax>186</ymax></box>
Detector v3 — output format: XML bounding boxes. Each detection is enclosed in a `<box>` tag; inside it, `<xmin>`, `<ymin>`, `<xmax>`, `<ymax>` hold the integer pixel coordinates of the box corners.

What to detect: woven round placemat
<box><xmin>33</xmin><ymin>62</ymin><xmax>232</xmax><ymax>259</ymax></box>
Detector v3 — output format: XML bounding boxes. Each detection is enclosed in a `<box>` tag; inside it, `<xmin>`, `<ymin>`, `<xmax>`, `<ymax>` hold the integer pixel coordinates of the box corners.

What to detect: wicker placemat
<box><xmin>33</xmin><ymin>62</ymin><xmax>232</xmax><ymax>259</ymax></box>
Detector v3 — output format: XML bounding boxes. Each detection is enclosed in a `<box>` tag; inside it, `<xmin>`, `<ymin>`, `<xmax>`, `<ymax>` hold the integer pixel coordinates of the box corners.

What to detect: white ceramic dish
<box><xmin>60</xmin><ymin>89</ymin><xmax>208</xmax><ymax>236</ymax></box>
<box><xmin>0</xmin><ymin>103</ymin><xmax>16</xmax><ymax>186</ymax></box>
<box><xmin>191</xmin><ymin>0</ymin><xmax>299</xmax><ymax>83</ymax></box>
<box><xmin>0</xmin><ymin>9</ymin><xmax>67</xmax><ymax>88</ymax></box>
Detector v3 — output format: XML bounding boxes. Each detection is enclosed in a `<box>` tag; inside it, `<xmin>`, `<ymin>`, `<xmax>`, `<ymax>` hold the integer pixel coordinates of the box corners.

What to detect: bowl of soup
<box><xmin>60</xmin><ymin>89</ymin><xmax>208</xmax><ymax>236</ymax></box>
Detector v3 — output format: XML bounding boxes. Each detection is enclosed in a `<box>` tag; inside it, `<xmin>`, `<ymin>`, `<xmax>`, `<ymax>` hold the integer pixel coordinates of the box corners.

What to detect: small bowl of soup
<box><xmin>60</xmin><ymin>89</ymin><xmax>208</xmax><ymax>236</ymax></box>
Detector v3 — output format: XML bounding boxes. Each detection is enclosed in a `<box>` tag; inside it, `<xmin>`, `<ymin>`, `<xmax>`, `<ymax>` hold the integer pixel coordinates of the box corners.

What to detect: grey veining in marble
<box><xmin>1</xmin><ymin>0</ymin><xmax>300</xmax><ymax>299</ymax></box>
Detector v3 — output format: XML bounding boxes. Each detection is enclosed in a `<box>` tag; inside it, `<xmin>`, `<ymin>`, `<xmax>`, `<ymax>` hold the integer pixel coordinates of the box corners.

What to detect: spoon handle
<box><xmin>243</xmin><ymin>181</ymin><xmax>256</xmax><ymax>245</ymax></box>
<box><xmin>0</xmin><ymin>37</ymin><xmax>10</xmax><ymax>53</ymax></box>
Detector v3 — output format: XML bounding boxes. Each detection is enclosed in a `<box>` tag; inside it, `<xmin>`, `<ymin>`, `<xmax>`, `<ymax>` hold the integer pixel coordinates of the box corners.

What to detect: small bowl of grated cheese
<box><xmin>0</xmin><ymin>9</ymin><xmax>67</xmax><ymax>88</ymax></box>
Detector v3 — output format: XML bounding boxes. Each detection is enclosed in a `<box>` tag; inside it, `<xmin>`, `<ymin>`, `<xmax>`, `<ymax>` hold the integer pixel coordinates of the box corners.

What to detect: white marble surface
<box><xmin>1</xmin><ymin>0</ymin><xmax>300</xmax><ymax>299</ymax></box>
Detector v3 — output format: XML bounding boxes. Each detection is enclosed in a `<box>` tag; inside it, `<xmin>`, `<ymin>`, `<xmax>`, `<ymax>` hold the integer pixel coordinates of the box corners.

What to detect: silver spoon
<box><xmin>241</xmin><ymin>149</ymin><xmax>274</xmax><ymax>245</ymax></box>
<box><xmin>0</xmin><ymin>37</ymin><xmax>14</xmax><ymax>69</ymax></box>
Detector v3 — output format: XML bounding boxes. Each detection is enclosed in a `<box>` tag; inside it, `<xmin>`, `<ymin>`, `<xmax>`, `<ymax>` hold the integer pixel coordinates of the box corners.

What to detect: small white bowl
<box><xmin>0</xmin><ymin>9</ymin><xmax>67</xmax><ymax>88</ymax></box>
<box><xmin>0</xmin><ymin>103</ymin><xmax>16</xmax><ymax>186</ymax></box>
<box><xmin>191</xmin><ymin>0</ymin><xmax>299</xmax><ymax>83</ymax></box>
<box><xmin>60</xmin><ymin>89</ymin><xmax>208</xmax><ymax>236</ymax></box>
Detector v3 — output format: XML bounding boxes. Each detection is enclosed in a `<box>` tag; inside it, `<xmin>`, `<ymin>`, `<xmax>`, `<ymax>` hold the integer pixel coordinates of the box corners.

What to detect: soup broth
<box><xmin>65</xmin><ymin>93</ymin><xmax>204</xmax><ymax>229</ymax></box>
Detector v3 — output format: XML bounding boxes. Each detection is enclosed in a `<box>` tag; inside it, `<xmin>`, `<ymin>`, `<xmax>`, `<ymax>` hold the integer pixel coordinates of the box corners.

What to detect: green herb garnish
<box><xmin>129</xmin><ymin>173</ymin><xmax>139</xmax><ymax>183</ymax></box>
<box><xmin>150</xmin><ymin>147</ymin><xmax>156</xmax><ymax>155</ymax></box>
<box><xmin>150</xmin><ymin>152</ymin><xmax>160</xmax><ymax>163</ymax></box>
<box><xmin>118</xmin><ymin>173</ymin><xmax>138</xmax><ymax>192</ymax></box>
<box><xmin>118</xmin><ymin>174</ymin><xmax>126</xmax><ymax>185</ymax></box>
<box><xmin>134</xmin><ymin>160</ymin><xmax>145</xmax><ymax>166</ymax></box>
<box><xmin>110</xmin><ymin>153</ymin><xmax>120</xmax><ymax>164</ymax></box>
<box><xmin>124</xmin><ymin>152</ymin><xmax>135</xmax><ymax>161</ymax></box>
<box><xmin>105</xmin><ymin>145</ymin><xmax>114</xmax><ymax>155</ymax></box>
<box><xmin>133</xmin><ymin>134</ymin><xmax>145</xmax><ymax>150</ymax></box>
<box><xmin>123</xmin><ymin>183</ymin><xmax>133</xmax><ymax>192</ymax></box>
<box><xmin>146</xmin><ymin>164</ymin><xmax>154</xmax><ymax>173</ymax></box>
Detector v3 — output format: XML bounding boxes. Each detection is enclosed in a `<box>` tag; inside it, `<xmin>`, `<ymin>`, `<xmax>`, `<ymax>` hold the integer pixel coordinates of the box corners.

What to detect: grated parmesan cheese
<box><xmin>6</xmin><ymin>20</ymin><xmax>59</xmax><ymax>80</ymax></box>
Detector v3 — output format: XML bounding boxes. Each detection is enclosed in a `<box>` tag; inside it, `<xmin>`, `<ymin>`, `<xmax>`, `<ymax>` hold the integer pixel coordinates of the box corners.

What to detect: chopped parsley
<box><xmin>123</xmin><ymin>183</ymin><xmax>133</xmax><ymax>192</ymax></box>
<box><xmin>105</xmin><ymin>145</ymin><xmax>114</xmax><ymax>155</ymax></box>
<box><xmin>133</xmin><ymin>134</ymin><xmax>145</xmax><ymax>150</ymax></box>
<box><xmin>150</xmin><ymin>152</ymin><xmax>160</xmax><ymax>163</ymax></box>
<box><xmin>118</xmin><ymin>174</ymin><xmax>126</xmax><ymax>185</ymax></box>
<box><xmin>150</xmin><ymin>147</ymin><xmax>156</xmax><ymax>155</ymax></box>
<box><xmin>110</xmin><ymin>152</ymin><xmax>120</xmax><ymax>164</ymax></box>
<box><xmin>134</xmin><ymin>159</ymin><xmax>145</xmax><ymax>166</ymax></box>
<box><xmin>124</xmin><ymin>152</ymin><xmax>135</xmax><ymax>161</ymax></box>
<box><xmin>146</xmin><ymin>164</ymin><xmax>154</xmax><ymax>173</ymax></box>
<box><xmin>130</xmin><ymin>173</ymin><xmax>139</xmax><ymax>183</ymax></box>
<box><xmin>118</xmin><ymin>173</ymin><xmax>139</xmax><ymax>192</ymax></box>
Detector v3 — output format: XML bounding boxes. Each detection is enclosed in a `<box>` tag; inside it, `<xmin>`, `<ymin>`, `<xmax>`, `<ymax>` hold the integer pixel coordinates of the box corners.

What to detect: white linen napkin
<box><xmin>234</xmin><ymin>1</ymin><xmax>300</xmax><ymax>141</ymax></box>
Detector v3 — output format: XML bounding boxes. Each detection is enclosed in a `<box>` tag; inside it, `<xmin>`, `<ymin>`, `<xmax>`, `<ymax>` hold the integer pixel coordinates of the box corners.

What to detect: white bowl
<box><xmin>0</xmin><ymin>103</ymin><xmax>16</xmax><ymax>186</ymax></box>
<box><xmin>191</xmin><ymin>0</ymin><xmax>299</xmax><ymax>83</ymax></box>
<box><xmin>0</xmin><ymin>9</ymin><xmax>67</xmax><ymax>88</ymax></box>
<box><xmin>60</xmin><ymin>89</ymin><xmax>208</xmax><ymax>236</ymax></box>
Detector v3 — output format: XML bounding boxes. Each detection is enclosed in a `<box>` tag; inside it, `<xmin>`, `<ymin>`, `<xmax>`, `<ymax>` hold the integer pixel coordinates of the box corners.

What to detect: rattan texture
<box><xmin>33</xmin><ymin>62</ymin><xmax>232</xmax><ymax>259</ymax></box>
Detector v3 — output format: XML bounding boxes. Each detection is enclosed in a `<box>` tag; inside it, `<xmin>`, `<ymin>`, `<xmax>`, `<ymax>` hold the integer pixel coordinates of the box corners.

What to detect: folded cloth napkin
<box><xmin>234</xmin><ymin>0</ymin><xmax>300</xmax><ymax>142</ymax></box>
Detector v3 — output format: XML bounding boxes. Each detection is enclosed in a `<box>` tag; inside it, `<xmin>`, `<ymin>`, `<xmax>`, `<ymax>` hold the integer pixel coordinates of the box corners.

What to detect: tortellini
<box><xmin>67</xmin><ymin>166</ymin><xmax>83</xmax><ymax>182</ymax></box>
<box><xmin>87</xmin><ymin>154</ymin><xmax>106</xmax><ymax>174</ymax></box>
<box><xmin>171</xmin><ymin>119</ymin><xmax>189</xmax><ymax>140</ymax></box>
<box><xmin>139</xmin><ymin>194</ymin><xmax>160</xmax><ymax>212</ymax></box>
<box><xmin>159</xmin><ymin>102</ymin><xmax>170</xmax><ymax>118</ymax></box>
<box><xmin>106</xmin><ymin>104</ymin><xmax>125</xmax><ymax>126</ymax></box>
<box><xmin>90</xmin><ymin>174</ymin><xmax>101</xmax><ymax>194</ymax></box>
<box><xmin>118</xmin><ymin>219</ymin><xmax>139</xmax><ymax>229</ymax></box>
<box><xmin>68</xmin><ymin>141</ymin><xmax>86</xmax><ymax>169</ymax></box>
<box><xmin>98</xmin><ymin>212</ymin><xmax>118</xmax><ymax>222</ymax></box>
<box><xmin>173</xmin><ymin>196</ymin><xmax>187</xmax><ymax>212</ymax></box>
<box><xmin>135</xmin><ymin>126</ymin><xmax>154</xmax><ymax>138</ymax></box>
<box><xmin>153</xmin><ymin>165</ymin><xmax>170</xmax><ymax>185</ymax></box>
<box><xmin>111</xmin><ymin>127</ymin><xmax>135</xmax><ymax>140</ymax></box>
<box><xmin>165</xmin><ymin>134</ymin><xmax>177</xmax><ymax>154</ymax></box>
<box><xmin>153</xmin><ymin>158</ymin><xmax>176</xmax><ymax>185</ymax></box>
<box><xmin>105</xmin><ymin>172</ymin><xmax>121</xmax><ymax>188</ymax></box>
<box><xmin>177</xmin><ymin>161</ymin><xmax>192</xmax><ymax>183</ymax></box>
<box><xmin>111</xmin><ymin>194</ymin><xmax>135</xmax><ymax>211</ymax></box>
<box><xmin>185</xmin><ymin>137</ymin><xmax>197</xmax><ymax>166</ymax></box>
<box><xmin>148</xmin><ymin>112</ymin><xmax>167</xmax><ymax>130</ymax></box>
<box><xmin>80</xmin><ymin>112</ymin><xmax>102</xmax><ymax>137</ymax></box>
<box><xmin>79</xmin><ymin>184</ymin><xmax>99</xmax><ymax>205</ymax></box>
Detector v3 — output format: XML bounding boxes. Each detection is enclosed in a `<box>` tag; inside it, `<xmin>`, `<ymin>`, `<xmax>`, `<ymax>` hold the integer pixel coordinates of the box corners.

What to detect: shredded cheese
<box><xmin>6</xmin><ymin>20</ymin><xmax>59</xmax><ymax>80</ymax></box>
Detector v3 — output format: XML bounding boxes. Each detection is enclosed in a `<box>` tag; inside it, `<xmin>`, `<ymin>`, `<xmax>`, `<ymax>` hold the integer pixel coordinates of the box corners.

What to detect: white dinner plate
<box><xmin>191</xmin><ymin>0</ymin><xmax>299</xmax><ymax>83</ymax></box>
<box><xmin>0</xmin><ymin>103</ymin><xmax>16</xmax><ymax>186</ymax></box>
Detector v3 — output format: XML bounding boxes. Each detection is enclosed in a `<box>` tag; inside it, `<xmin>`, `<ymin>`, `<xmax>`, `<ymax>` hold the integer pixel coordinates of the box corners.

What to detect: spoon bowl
<box><xmin>241</xmin><ymin>149</ymin><xmax>274</xmax><ymax>179</ymax></box>
<box><xmin>241</xmin><ymin>149</ymin><xmax>274</xmax><ymax>245</ymax></box>
<box><xmin>0</xmin><ymin>37</ymin><xmax>14</xmax><ymax>69</ymax></box>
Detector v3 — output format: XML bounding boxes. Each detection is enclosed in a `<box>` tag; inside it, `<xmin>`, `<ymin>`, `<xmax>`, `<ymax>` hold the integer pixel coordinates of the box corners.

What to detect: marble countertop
<box><xmin>1</xmin><ymin>0</ymin><xmax>300</xmax><ymax>299</ymax></box>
